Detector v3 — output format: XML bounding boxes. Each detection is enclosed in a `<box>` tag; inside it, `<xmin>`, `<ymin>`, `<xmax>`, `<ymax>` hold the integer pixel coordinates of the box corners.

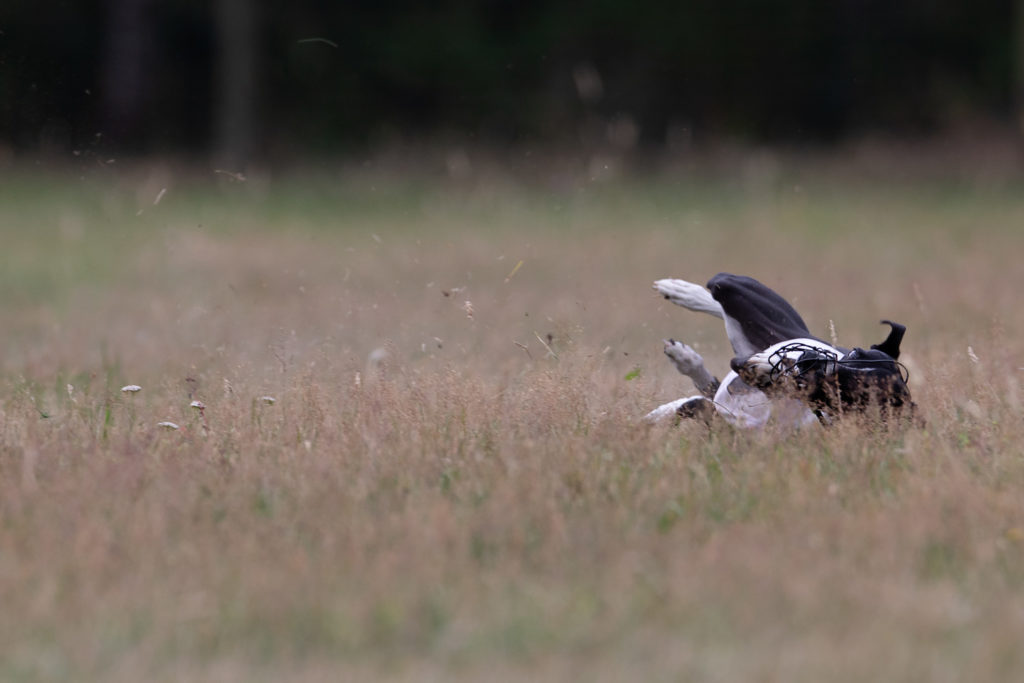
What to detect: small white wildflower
<box><xmin>368</xmin><ymin>347</ymin><xmax>389</xmax><ymax>366</ymax></box>
<box><xmin>260</xmin><ymin>396</ymin><xmax>276</xmax><ymax>405</ymax></box>
<box><xmin>157</xmin><ymin>421</ymin><xmax>180</xmax><ymax>430</ymax></box>
<box><xmin>121</xmin><ymin>385</ymin><xmax>142</xmax><ymax>394</ymax></box>
<box><xmin>190</xmin><ymin>400</ymin><xmax>206</xmax><ymax>410</ymax></box>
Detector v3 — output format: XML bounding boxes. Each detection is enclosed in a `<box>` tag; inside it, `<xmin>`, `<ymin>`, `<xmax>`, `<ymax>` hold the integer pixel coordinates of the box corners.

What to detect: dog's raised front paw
<box><xmin>663</xmin><ymin>338</ymin><xmax>705</xmax><ymax>376</ymax></box>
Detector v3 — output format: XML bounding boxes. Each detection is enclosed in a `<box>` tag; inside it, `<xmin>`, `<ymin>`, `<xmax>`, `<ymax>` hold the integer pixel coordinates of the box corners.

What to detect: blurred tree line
<box><xmin>0</xmin><ymin>0</ymin><xmax>1019</xmax><ymax>164</ymax></box>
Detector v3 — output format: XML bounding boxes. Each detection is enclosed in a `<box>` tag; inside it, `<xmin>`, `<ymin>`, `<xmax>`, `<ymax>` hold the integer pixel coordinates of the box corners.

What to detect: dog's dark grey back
<box><xmin>707</xmin><ymin>273</ymin><xmax>832</xmax><ymax>352</ymax></box>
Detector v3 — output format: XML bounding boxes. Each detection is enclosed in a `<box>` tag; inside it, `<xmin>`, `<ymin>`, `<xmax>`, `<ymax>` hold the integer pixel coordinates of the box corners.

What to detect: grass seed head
<box><xmin>967</xmin><ymin>346</ymin><xmax>980</xmax><ymax>364</ymax></box>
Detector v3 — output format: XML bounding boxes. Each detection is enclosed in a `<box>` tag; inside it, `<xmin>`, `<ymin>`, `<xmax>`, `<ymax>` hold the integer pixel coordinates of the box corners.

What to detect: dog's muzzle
<box><xmin>732</xmin><ymin>340</ymin><xmax>913</xmax><ymax>416</ymax></box>
<box><xmin>731</xmin><ymin>340</ymin><xmax>841</xmax><ymax>392</ymax></box>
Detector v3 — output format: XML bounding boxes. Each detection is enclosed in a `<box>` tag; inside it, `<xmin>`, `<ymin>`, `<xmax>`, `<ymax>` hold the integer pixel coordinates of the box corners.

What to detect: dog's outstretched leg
<box><xmin>644</xmin><ymin>339</ymin><xmax>721</xmax><ymax>424</ymax></box>
<box><xmin>663</xmin><ymin>339</ymin><xmax>720</xmax><ymax>397</ymax></box>
<box><xmin>654</xmin><ymin>279</ymin><xmax>725</xmax><ymax>318</ymax></box>
<box><xmin>643</xmin><ymin>396</ymin><xmax>713</xmax><ymax>423</ymax></box>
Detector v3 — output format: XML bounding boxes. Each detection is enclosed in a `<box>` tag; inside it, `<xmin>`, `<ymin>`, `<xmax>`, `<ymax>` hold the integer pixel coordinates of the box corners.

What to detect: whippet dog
<box><xmin>646</xmin><ymin>273</ymin><xmax>912</xmax><ymax>427</ymax></box>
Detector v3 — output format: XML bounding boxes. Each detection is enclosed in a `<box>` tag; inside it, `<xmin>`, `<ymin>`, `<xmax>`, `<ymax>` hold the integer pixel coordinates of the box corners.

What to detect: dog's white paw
<box><xmin>663</xmin><ymin>339</ymin><xmax>705</xmax><ymax>376</ymax></box>
<box><xmin>653</xmin><ymin>279</ymin><xmax>724</xmax><ymax>318</ymax></box>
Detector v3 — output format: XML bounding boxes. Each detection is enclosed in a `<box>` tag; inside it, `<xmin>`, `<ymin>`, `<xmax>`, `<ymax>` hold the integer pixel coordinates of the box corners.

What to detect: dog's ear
<box><xmin>871</xmin><ymin>320</ymin><xmax>906</xmax><ymax>359</ymax></box>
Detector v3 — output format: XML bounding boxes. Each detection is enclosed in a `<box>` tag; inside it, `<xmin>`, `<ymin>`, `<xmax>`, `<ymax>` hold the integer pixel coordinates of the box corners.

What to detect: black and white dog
<box><xmin>645</xmin><ymin>273</ymin><xmax>913</xmax><ymax>427</ymax></box>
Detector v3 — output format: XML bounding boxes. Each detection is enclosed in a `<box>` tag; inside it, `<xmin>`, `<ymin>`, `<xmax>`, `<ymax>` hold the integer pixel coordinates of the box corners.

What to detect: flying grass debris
<box><xmin>505</xmin><ymin>259</ymin><xmax>524</xmax><ymax>283</ymax></box>
<box><xmin>156</xmin><ymin>421</ymin><xmax>180</xmax><ymax>430</ymax></box>
<box><xmin>297</xmin><ymin>37</ymin><xmax>338</xmax><ymax>48</ymax></box>
<box><xmin>534</xmin><ymin>331</ymin><xmax>557</xmax><ymax>359</ymax></box>
<box><xmin>121</xmin><ymin>385</ymin><xmax>142</xmax><ymax>394</ymax></box>
<box><xmin>213</xmin><ymin>169</ymin><xmax>246</xmax><ymax>182</ymax></box>
<box><xmin>514</xmin><ymin>341</ymin><xmax>533</xmax><ymax>359</ymax></box>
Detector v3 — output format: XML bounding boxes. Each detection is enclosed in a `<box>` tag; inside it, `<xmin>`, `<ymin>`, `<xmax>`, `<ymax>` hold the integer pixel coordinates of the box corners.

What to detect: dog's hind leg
<box><xmin>663</xmin><ymin>339</ymin><xmax>720</xmax><ymax>398</ymax></box>
<box><xmin>643</xmin><ymin>395</ymin><xmax>716</xmax><ymax>423</ymax></box>
<box><xmin>654</xmin><ymin>279</ymin><xmax>725</xmax><ymax>318</ymax></box>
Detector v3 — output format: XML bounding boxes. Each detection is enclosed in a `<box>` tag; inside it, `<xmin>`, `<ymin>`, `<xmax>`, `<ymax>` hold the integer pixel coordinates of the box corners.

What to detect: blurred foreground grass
<box><xmin>2</xmin><ymin>164</ymin><xmax>1024</xmax><ymax>681</ymax></box>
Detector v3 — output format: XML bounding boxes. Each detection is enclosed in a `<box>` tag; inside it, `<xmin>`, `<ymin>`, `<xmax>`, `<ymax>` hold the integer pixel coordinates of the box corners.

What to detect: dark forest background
<box><xmin>1</xmin><ymin>0</ymin><xmax>1022</xmax><ymax>166</ymax></box>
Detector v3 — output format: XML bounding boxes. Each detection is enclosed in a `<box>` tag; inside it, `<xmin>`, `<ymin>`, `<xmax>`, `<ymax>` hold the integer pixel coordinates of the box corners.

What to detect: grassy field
<box><xmin>2</xmin><ymin>159</ymin><xmax>1024</xmax><ymax>681</ymax></box>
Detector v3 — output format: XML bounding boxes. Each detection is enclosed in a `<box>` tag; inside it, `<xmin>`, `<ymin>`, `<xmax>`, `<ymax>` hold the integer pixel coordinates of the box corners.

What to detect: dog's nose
<box><xmin>730</xmin><ymin>356</ymin><xmax>749</xmax><ymax>373</ymax></box>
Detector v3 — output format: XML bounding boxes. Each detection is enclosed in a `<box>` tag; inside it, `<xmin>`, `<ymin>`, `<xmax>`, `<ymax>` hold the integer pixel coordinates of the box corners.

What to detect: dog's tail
<box><xmin>871</xmin><ymin>320</ymin><xmax>906</xmax><ymax>359</ymax></box>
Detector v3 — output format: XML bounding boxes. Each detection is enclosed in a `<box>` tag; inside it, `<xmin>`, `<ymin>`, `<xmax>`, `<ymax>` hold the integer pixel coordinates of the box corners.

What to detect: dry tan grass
<box><xmin>2</xmin><ymin>167</ymin><xmax>1024</xmax><ymax>681</ymax></box>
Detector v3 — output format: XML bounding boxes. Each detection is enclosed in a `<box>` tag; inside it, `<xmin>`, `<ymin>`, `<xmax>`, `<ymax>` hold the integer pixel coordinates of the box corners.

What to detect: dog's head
<box><xmin>732</xmin><ymin>321</ymin><xmax>913</xmax><ymax>419</ymax></box>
